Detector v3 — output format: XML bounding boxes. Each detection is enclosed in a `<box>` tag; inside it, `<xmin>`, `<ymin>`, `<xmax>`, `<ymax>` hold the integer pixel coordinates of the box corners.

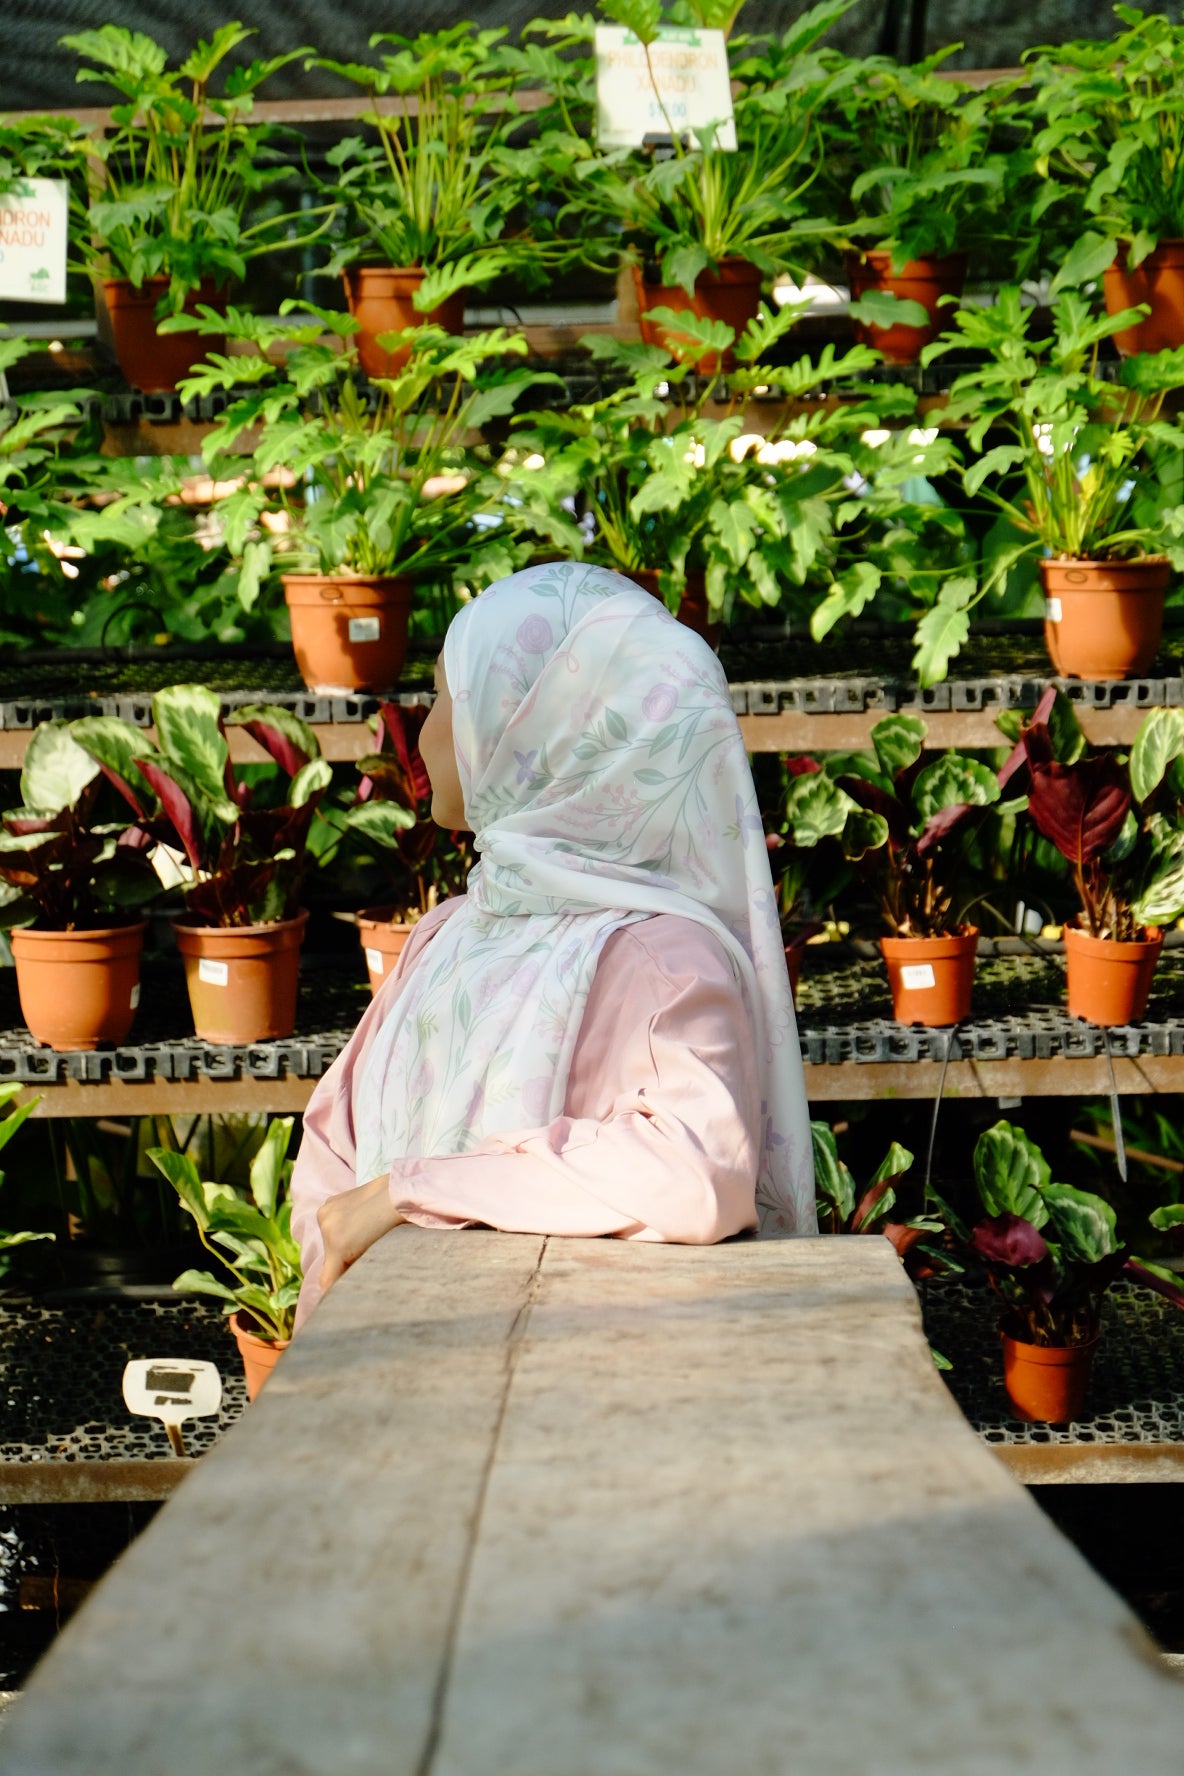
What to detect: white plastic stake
<box><xmin>122</xmin><ymin>1358</ymin><xmax>223</xmax><ymax>1457</ymax></box>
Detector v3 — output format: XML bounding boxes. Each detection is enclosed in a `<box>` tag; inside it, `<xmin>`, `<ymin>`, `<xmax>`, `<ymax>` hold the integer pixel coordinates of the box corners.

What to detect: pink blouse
<box><xmin>290</xmin><ymin>900</ymin><xmax>762</xmax><ymax>1329</ymax></box>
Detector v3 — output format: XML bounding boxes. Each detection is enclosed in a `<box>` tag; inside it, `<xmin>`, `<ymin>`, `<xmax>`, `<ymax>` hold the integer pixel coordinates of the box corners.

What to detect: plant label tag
<box><xmin>365</xmin><ymin>947</ymin><xmax>384</xmax><ymax>974</ymax></box>
<box><xmin>901</xmin><ymin>963</ymin><xmax>936</xmax><ymax>990</ymax></box>
<box><xmin>129</xmin><ymin>983</ymin><xmax>140</xmax><ymax>1010</ymax></box>
<box><xmin>594</xmin><ymin>25</ymin><xmax>737</xmax><ymax>151</ymax></box>
<box><xmin>198</xmin><ymin>957</ymin><xmax>229</xmax><ymax>987</ymax></box>
<box><xmin>0</xmin><ymin>178</ymin><xmax>69</xmax><ymax>304</ymax></box>
<box><xmin>348</xmin><ymin>617</ymin><xmax>381</xmax><ymax>642</ymax></box>
<box><xmin>1045</xmin><ymin>597</ymin><xmax>1063</xmax><ymax>622</ymax></box>
<box><xmin>122</xmin><ymin>1358</ymin><xmax>222</xmax><ymax>1428</ymax></box>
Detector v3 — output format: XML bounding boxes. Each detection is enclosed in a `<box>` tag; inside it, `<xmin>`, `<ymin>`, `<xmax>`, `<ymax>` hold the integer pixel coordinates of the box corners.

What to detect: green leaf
<box><xmin>1042</xmin><ymin>1183</ymin><xmax>1118</xmax><ymax>1264</ymax></box>
<box><xmin>171</xmin><ymin>1269</ymin><xmax>239</xmax><ymax>1307</ymax></box>
<box><xmin>964</xmin><ymin>445</ymin><xmax>1028</xmax><ymax>499</ymax></box>
<box><xmin>871</xmin><ymin>714</ymin><xmax>925</xmax><ymax>779</ymax></box>
<box><xmin>848</xmin><ymin>292</ymin><xmax>931</xmax><ymax>330</ymax></box>
<box><xmin>973</xmin><ymin>1121</ymin><xmax>1050</xmax><ymax>1227</ymax></box>
<box><xmin>19</xmin><ymin>722</ymin><xmax>100</xmax><ymax>816</ymax></box>
<box><xmin>912</xmin><ymin>755</ymin><xmax>1000</xmax><ymax>823</ymax></box>
<box><xmin>598</xmin><ymin>0</ymin><xmax>663</xmax><ymax>45</ymax></box>
<box><xmin>249</xmin><ymin>1116</ymin><xmax>293</xmax><ymax>1219</ymax></box>
<box><xmin>1050</xmin><ymin>231</ymin><xmax>1118</xmax><ymax>297</ymax></box>
<box><xmin>912</xmin><ymin>576</ymin><xmax>976</xmax><ymax>688</ymax></box>
<box><xmin>811</xmin><ymin>1121</ymin><xmax>856</xmax><ymax>1224</ymax></box>
<box><xmin>1043</xmin><ymin>690</ymin><xmax>1087</xmax><ymax>766</ymax></box>
<box><xmin>290</xmin><ymin>758</ymin><xmax>333</xmax><ymax>808</ymax></box>
<box><xmin>783</xmin><ymin>772</ymin><xmax>855</xmax><ymax>848</ymax></box>
<box><xmin>1132</xmin><ymin>820</ymin><xmax>1184</xmax><ymax>926</ymax></box>
<box><xmin>0</xmin><ymin>1092</ymin><xmax>39</xmax><ymax>1158</ymax></box>
<box><xmin>151</xmin><ymin>685</ymin><xmax>233</xmax><ymax>811</ymax></box>
<box><xmin>1149</xmin><ymin>1203</ymin><xmax>1184</xmax><ymax>1231</ymax></box>
<box><xmin>148</xmin><ymin>1148</ymin><xmax>211</xmax><ymax>1232</ymax></box>
<box><xmin>840</xmin><ymin>807</ymin><xmax>889</xmax><ymax>860</ymax></box>
<box><xmin>810</xmin><ymin>561</ymin><xmax>881</xmax><ymax>641</ymax></box>
<box><xmin>869</xmin><ymin>1141</ymin><xmax>914</xmax><ymax>1188</ymax></box>
<box><xmin>1130</xmin><ymin>708</ymin><xmax>1184</xmax><ymax>805</ymax></box>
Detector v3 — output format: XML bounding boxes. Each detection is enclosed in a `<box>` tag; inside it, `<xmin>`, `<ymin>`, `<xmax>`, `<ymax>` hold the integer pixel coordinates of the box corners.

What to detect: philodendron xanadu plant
<box><xmin>72</xmin><ymin>687</ymin><xmax>331</xmax><ymax>927</ymax></box>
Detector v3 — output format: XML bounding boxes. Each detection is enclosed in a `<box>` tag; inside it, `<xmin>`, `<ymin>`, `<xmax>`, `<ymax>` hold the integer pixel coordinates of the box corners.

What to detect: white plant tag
<box><xmin>365</xmin><ymin>947</ymin><xmax>384</xmax><ymax>974</ymax></box>
<box><xmin>198</xmin><ymin>957</ymin><xmax>229</xmax><ymax>987</ymax></box>
<box><xmin>0</xmin><ymin>178</ymin><xmax>69</xmax><ymax>304</ymax></box>
<box><xmin>901</xmin><ymin>963</ymin><xmax>936</xmax><ymax>990</ymax></box>
<box><xmin>594</xmin><ymin>24</ymin><xmax>736</xmax><ymax>150</ymax></box>
<box><xmin>129</xmin><ymin>983</ymin><xmax>140</xmax><ymax>1009</ymax></box>
<box><xmin>1045</xmin><ymin>597</ymin><xmax>1063</xmax><ymax>622</ymax></box>
<box><xmin>122</xmin><ymin>1358</ymin><xmax>223</xmax><ymax>1456</ymax></box>
<box><xmin>348</xmin><ymin>617</ymin><xmax>381</xmax><ymax>642</ymax></box>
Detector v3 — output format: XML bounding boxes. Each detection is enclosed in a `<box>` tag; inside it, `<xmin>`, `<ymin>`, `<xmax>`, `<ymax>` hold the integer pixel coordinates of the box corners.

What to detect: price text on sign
<box><xmin>594</xmin><ymin>25</ymin><xmax>737</xmax><ymax>152</ymax></box>
<box><xmin>0</xmin><ymin>178</ymin><xmax>68</xmax><ymax>304</ymax></box>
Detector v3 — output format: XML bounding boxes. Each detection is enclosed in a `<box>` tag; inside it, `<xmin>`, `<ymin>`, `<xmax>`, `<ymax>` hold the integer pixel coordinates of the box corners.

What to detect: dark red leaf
<box><xmin>914</xmin><ymin>800</ymin><xmax>974</xmax><ymax>858</ymax></box>
<box><xmin>238</xmin><ymin>717</ymin><xmax>310</xmax><ymax>779</ymax></box>
<box><xmin>134</xmin><ymin>759</ymin><xmax>207</xmax><ymax>876</ymax></box>
<box><xmin>837</xmin><ymin>774</ymin><xmax>909</xmax><ymax>847</ymax></box>
<box><xmin>970</xmin><ymin>1213</ymin><xmax>1050</xmax><ymax>1267</ymax></box>
<box><xmin>377</xmin><ymin>703</ymin><xmax>432</xmax><ymax>803</ymax></box>
<box><xmin>1026</xmin><ymin>755</ymin><xmax>1131</xmax><ymax>865</ymax></box>
<box><xmin>785</xmin><ymin>756</ymin><xmax>822</xmax><ymax>778</ymax></box>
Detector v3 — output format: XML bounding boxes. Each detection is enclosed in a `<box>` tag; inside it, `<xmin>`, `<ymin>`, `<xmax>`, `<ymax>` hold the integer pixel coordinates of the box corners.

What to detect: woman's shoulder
<box><xmin>602</xmin><ymin>914</ymin><xmax>737</xmax><ymax>987</ymax></box>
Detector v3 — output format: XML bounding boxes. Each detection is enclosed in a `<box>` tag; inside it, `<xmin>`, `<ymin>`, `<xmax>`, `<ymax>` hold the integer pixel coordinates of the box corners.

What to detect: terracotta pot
<box><xmin>846</xmin><ymin>250</ymin><xmax>966</xmax><ymax>365</ymax></box>
<box><xmin>282</xmin><ymin>574</ymin><xmax>414</xmax><ymax>694</ymax></box>
<box><xmin>879</xmin><ymin>927</ymin><xmax>978</xmax><ymax>1027</ymax></box>
<box><xmin>1039</xmin><ymin>557</ymin><xmax>1170</xmax><ymax>681</ymax></box>
<box><xmin>357</xmin><ymin>907</ymin><xmax>416</xmax><ymax>996</ymax></box>
<box><xmin>100</xmin><ymin>277</ymin><xmax>226</xmax><ymax>393</ymax></box>
<box><xmin>229</xmin><ymin>1311</ymin><xmax>289</xmax><ymax>1402</ymax></box>
<box><xmin>1063</xmin><ymin>922</ymin><xmax>1163</xmax><ymax>1027</ymax></box>
<box><xmin>1102</xmin><ymin>239</ymin><xmax>1184</xmax><ymax>355</ymax></box>
<box><xmin>343</xmin><ymin>266</ymin><xmax>466</xmax><ymax>378</ymax></box>
<box><xmin>172</xmin><ymin>912</ymin><xmax>308</xmax><ymax>1044</ymax></box>
<box><xmin>11</xmin><ymin>921</ymin><xmax>146</xmax><ymax>1052</ymax></box>
<box><xmin>632</xmin><ymin>258</ymin><xmax>764</xmax><ymax>373</ymax></box>
<box><xmin>628</xmin><ymin>568</ymin><xmax>722</xmax><ymax>647</ymax></box>
<box><xmin>1001</xmin><ymin>1329</ymin><xmax>1098</xmax><ymax>1424</ymax></box>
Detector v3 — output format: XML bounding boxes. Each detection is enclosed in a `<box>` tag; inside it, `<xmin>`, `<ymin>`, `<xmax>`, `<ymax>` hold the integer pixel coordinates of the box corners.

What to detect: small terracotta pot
<box><xmin>11</xmin><ymin>922</ymin><xmax>146</xmax><ymax>1052</ymax></box>
<box><xmin>229</xmin><ymin>1311</ymin><xmax>289</xmax><ymax>1402</ymax></box>
<box><xmin>879</xmin><ymin>927</ymin><xmax>978</xmax><ymax>1027</ymax></box>
<box><xmin>632</xmin><ymin>258</ymin><xmax>764</xmax><ymax>373</ymax></box>
<box><xmin>627</xmin><ymin>568</ymin><xmax>722</xmax><ymax>647</ymax></box>
<box><xmin>343</xmin><ymin>266</ymin><xmax>466</xmax><ymax>378</ymax></box>
<box><xmin>1002</xmin><ymin>1330</ymin><xmax>1098</xmax><ymax>1424</ymax></box>
<box><xmin>1102</xmin><ymin>239</ymin><xmax>1184</xmax><ymax>355</ymax></box>
<box><xmin>1039</xmin><ymin>557</ymin><xmax>1170</xmax><ymax>681</ymax></box>
<box><xmin>1063</xmin><ymin>922</ymin><xmax>1163</xmax><ymax>1027</ymax></box>
<box><xmin>846</xmin><ymin>250</ymin><xmax>966</xmax><ymax>365</ymax></box>
<box><xmin>357</xmin><ymin>907</ymin><xmax>416</xmax><ymax>996</ymax></box>
<box><xmin>100</xmin><ymin>277</ymin><xmax>226</xmax><ymax>393</ymax></box>
<box><xmin>172</xmin><ymin>912</ymin><xmax>308</xmax><ymax>1044</ymax></box>
<box><xmin>282</xmin><ymin>574</ymin><xmax>414</xmax><ymax>694</ymax></box>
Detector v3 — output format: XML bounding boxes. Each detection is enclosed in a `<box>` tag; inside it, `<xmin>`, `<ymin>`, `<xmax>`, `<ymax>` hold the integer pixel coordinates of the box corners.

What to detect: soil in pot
<box><xmin>1040</xmin><ymin>558</ymin><xmax>1170</xmax><ymax>680</ymax></box>
<box><xmin>100</xmin><ymin>277</ymin><xmax>227</xmax><ymax>394</ymax></box>
<box><xmin>879</xmin><ymin>927</ymin><xmax>978</xmax><ymax>1027</ymax></box>
<box><xmin>229</xmin><ymin>1311</ymin><xmax>289</xmax><ymax>1402</ymax></box>
<box><xmin>628</xmin><ymin>568</ymin><xmax>722</xmax><ymax>647</ymax></box>
<box><xmin>632</xmin><ymin>259</ymin><xmax>763</xmax><ymax>373</ymax></box>
<box><xmin>846</xmin><ymin>250</ymin><xmax>966</xmax><ymax>366</ymax></box>
<box><xmin>172</xmin><ymin>913</ymin><xmax>308</xmax><ymax>1044</ymax></box>
<box><xmin>1001</xmin><ymin>1329</ymin><xmax>1098</xmax><ymax>1423</ymax></box>
<box><xmin>1102</xmin><ymin>240</ymin><xmax>1184</xmax><ymax>355</ymax></box>
<box><xmin>283</xmin><ymin>574</ymin><xmax>415</xmax><ymax>694</ymax></box>
<box><xmin>1064</xmin><ymin>922</ymin><xmax>1163</xmax><ymax>1026</ymax></box>
<box><xmin>11</xmin><ymin>922</ymin><xmax>146</xmax><ymax>1052</ymax></box>
<box><xmin>356</xmin><ymin>908</ymin><xmax>416</xmax><ymax>996</ymax></box>
<box><xmin>343</xmin><ymin>267</ymin><xmax>466</xmax><ymax>379</ymax></box>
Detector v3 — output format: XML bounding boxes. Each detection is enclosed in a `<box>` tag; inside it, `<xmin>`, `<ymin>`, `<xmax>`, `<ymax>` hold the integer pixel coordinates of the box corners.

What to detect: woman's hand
<box><xmin>317</xmin><ymin>1174</ymin><xmax>405</xmax><ymax>1297</ymax></box>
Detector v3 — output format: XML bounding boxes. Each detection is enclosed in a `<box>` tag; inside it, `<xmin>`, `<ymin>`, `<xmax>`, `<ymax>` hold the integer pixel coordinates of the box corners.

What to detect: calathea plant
<box><xmin>72</xmin><ymin>687</ymin><xmax>332</xmax><ymax>927</ymax></box>
<box><xmin>811</xmin><ymin>1121</ymin><xmax>952</xmax><ymax>1275</ymax></box>
<box><xmin>344</xmin><ymin>703</ymin><xmax>472</xmax><ymax>920</ymax></box>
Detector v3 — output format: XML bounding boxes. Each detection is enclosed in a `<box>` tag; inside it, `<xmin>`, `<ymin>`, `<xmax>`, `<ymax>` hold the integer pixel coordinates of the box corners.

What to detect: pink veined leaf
<box><xmin>134</xmin><ymin>759</ymin><xmax>207</xmax><ymax>877</ymax></box>
<box><xmin>785</xmin><ymin>755</ymin><xmax>822</xmax><ymax>778</ymax></box>
<box><xmin>238</xmin><ymin>718</ymin><xmax>310</xmax><ymax>779</ymax></box>
<box><xmin>117</xmin><ymin>826</ymin><xmax>154</xmax><ymax>851</ymax></box>
<box><xmin>1026</xmin><ymin>755</ymin><xmax>1131</xmax><ymax>865</ymax></box>
<box><xmin>93</xmin><ymin>761</ymin><xmax>155</xmax><ymax>822</ymax></box>
<box><xmin>378</xmin><ymin>703</ymin><xmax>432</xmax><ymax>804</ymax></box>
<box><xmin>914</xmin><ymin>800</ymin><xmax>974</xmax><ymax>858</ymax></box>
<box><xmin>850</xmin><ymin>1175</ymin><xmax>894</xmax><ymax>1232</ymax></box>
<box><xmin>3</xmin><ymin>810</ymin><xmax>67</xmax><ymax>837</ymax></box>
<box><xmin>970</xmin><ymin>1213</ymin><xmax>1050</xmax><ymax>1267</ymax></box>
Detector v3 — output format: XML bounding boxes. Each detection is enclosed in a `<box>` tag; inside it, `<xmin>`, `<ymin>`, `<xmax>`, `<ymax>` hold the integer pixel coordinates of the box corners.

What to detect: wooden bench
<box><xmin>2</xmin><ymin>1230</ymin><xmax>1181</xmax><ymax>1773</ymax></box>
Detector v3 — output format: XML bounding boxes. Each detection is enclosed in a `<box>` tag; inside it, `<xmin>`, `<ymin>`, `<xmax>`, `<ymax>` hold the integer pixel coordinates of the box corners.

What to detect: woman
<box><xmin>291</xmin><ymin>562</ymin><xmax>814</xmax><ymax>1327</ymax></box>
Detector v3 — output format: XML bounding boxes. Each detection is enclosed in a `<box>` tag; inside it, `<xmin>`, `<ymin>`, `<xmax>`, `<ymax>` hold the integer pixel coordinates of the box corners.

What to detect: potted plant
<box><xmin>1026</xmin><ymin>6</ymin><xmax>1184</xmax><ymax>353</ymax></box>
<box><xmin>72</xmin><ymin>687</ymin><xmax>331</xmax><ymax>1044</ymax></box>
<box><xmin>816</xmin><ymin>50</ymin><xmax>1015</xmax><ymax>364</ymax></box>
<box><xmin>54</xmin><ymin>25</ymin><xmax>329</xmax><ymax>393</ymax></box>
<box><xmin>0</xmin><ymin>719</ymin><xmax>159</xmax><ymax>1051</ymax></box>
<box><xmin>309</xmin><ymin>26</ymin><xmax>566</xmax><ymax>376</ymax></box>
<box><xmin>925</xmin><ymin>285</ymin><xmax>1184</xmax><ymax>679</ymax></box>
<box><xmin>765</xmin><ymin>756</ymin><xmax>866</xmax><ymax>997</ymax></box>
<box><xmin>336</xmin><ymin>702</ymin><xmax>472</xmax><ymax>992</ymax></box>
<box><xmin>1000</xmin><ymin>686</ymin><xmax>1184</xmax><ymax>1024</ymax></box>
<box><xmin>835</xmin><ymin>712</ymin><xmax>1007</xmax><ymax>1025</ymax></box>
<box><xmin>177</xmin><ymin>302</ymin><xmax>556</xmax><ymax>692</ymax></box>
<box><xmin>149</xmin><ymin>1116</ymin><xmax>300</xmax><ymax>1399</ymax></box>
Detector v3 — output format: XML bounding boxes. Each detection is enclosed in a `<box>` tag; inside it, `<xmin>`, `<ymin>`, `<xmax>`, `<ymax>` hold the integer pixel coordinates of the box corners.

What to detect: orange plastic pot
<box><xmin>230</xmin><ymin>1312</ymin><xmax>289</xmax><ymax>1402</ymax></box>
<box><xmin>632</xmin><ymin>258</ymin><xmax>763</xmax><ymax>372</ymax></box>
<box><xmin>343</xmin><ymin>266</ymin><xmax>466</xmax><ymax>378</ymax></box>
<box><xmin>628</xmin><ymin>568</ymin><xmax>722</xmax><ymax>648</ymax></box>
<box><xmin>10</xmin><ymin>921</ymin><xmax>146</xmax><ymax>1052</ymax></box>
<box><xmin>357</xmin><ymin>907</ymin><xmax>416</xmax><ymax>996</ymax></box>
<box><xmin>283</xmin><ymin>574</ymin><xmax>414</xmax><ymax>694</ymax></box>
<box><xmin>101</xmin><ymin>277</ymin><xmax>226</xmax><ymax>393</ymax></box>
<box><xmin>1064</xmin><ymin>922</ymin><xmax>1163</xmax><ymax>1027</ymax></box>
<box><xmin>846</xmin><ymin>250</ymin><xmax>966</xmax><ymax>365</ymax></box>
<box><xmin>1039</xmin><ymin>558</ymin><xmax>1170</xmax><ymax>681</ymax></box>
<box><xmin>1102</xmin><ymin>239</ymin><xmax>1184</xmax><ymax>354</ymax></box>
<box><xmin>172</xmin><ymin>912</ymin><xmax>308</xmax><ymax>1044</ymax></box>
<box><xmin>879</xmin><ymin>928</ymin><xmax>978</xmax><ymax>1026</ymax></box>
<box><xmin>1002</xmin><ymin>1330</ymin><xmax>1098</xmax><ymax>1424</ymax></box>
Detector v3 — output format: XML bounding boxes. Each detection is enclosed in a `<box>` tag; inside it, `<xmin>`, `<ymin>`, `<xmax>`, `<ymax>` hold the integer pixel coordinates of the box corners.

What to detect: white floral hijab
<box><xmin>355</xmin><ymin>561</ymin><xmax>815</xmax><ymax>1236</ymax></box>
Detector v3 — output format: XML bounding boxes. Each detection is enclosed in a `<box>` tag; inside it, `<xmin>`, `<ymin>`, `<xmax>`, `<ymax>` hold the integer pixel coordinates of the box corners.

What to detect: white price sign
<box><xmin>0</xmin><ymin>178</ymin><xmax>68</xmax><ymax>305</ymax></box>
<box><xmin>594</xmin><ymin>25</ymin><xmax>736</xmax><ymax>152</ymax></box>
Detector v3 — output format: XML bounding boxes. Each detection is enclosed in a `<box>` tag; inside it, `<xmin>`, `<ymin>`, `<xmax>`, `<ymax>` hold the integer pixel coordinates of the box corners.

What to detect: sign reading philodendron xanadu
<box><xmin>594</xmin><ymin>25</ymin><xmax>737</xmax><ymax>151</ymax></box>
<box><xmin>0</xmin><ymin>178</ymin><xmax>69</xmax><ymax>304</ymax></box>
